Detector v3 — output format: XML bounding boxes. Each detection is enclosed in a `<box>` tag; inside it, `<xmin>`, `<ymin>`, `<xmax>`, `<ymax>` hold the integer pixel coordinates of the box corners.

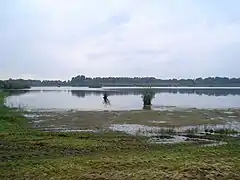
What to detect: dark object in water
<box><xmin>103</xmin><ymin>92</ymin><xmax>108</xmax><ymax>101</ymax></box>
<box><xmin>141</xmin><ymin>91</ymin><xmax>155</xmax><ymax>106</ymax></box>
<box><xmin>103</xmin><ymin>92</ymin><xmax>110</xmax><ymax>105</ymax></box>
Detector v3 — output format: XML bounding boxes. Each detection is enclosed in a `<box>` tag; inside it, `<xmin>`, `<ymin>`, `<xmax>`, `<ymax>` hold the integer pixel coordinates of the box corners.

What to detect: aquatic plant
<box><xmin>141</xmin><ymin>90</ymin><xmax>155</xmax><ymax>107</ymax></box>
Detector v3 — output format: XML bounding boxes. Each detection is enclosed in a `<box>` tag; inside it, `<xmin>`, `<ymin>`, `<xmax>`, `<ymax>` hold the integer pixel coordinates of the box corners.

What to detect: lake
<box><xmin>5</xmin><ymin>86</ymin><xmax>240</xmax><ymax>111</ymax></box>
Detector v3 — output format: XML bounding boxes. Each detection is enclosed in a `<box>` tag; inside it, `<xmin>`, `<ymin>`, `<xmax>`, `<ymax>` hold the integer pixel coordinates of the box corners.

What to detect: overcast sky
<box><xmin>1</xmin><ymin>0</ymin><xmax>240</xmax><ymax>80</ymax></box>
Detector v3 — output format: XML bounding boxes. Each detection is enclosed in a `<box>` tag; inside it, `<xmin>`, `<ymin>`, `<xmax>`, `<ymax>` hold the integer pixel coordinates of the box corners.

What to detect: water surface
<box><xmin>5</xmin><ymin>86</ymin><xmax>240</xmax><ymax>111</ymax></box>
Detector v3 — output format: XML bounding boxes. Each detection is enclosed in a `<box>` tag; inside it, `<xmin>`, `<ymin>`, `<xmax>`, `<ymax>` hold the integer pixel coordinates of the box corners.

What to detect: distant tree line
<box><xmin>70</xmin><ymin>76</ymin><xmax>240</xmax><ymax>87</ymax></box>
<box><xmin>0</xmin><ymin>80</ymin><xmax>30</xmax><ymax>89</ymax></box>
<box><xmin>1</xmin><ymin>76</ymin><xmax>240</xmax><ymax>89</ymax></box>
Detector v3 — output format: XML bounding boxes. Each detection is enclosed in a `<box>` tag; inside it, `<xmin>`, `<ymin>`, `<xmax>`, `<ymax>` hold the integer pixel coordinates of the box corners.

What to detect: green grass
<box><xmin>0</xmin><ymin>92</ymin><xmax>240</xmax><ymax>179</ymax></box>
<box><xmin>213</xmin><ymin>128</ymin><xmax>239</xmax><ymax>135</ymax></box>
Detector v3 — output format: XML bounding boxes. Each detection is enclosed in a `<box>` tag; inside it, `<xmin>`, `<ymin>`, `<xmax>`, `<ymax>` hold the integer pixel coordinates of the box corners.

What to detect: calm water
<box><xmin>5</xmin><ymin>86</ymin><xmax>240</xmax><ymax>111</ymax></box>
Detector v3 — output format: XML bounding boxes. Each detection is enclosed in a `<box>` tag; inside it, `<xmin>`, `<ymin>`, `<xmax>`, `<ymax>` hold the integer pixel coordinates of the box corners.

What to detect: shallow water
<box><xmin>109</xmin><ymin>123</ymin><xmax>239</xmax><ymax>145</ymax></box>
<box><xmin>109</xmin><ymin>122</ymin><xmax>240</xmax><ymax>136</ymax></box>
<box><xmin>41</xmin><ymin>127</ymin><xmax>97</xmax><ymax>133</ymax></box>
<box><xmin>149</xmin><ymin>135</ymin><xmax>188</xmax><ymax>144</ymax></box>
<box><xmin>5</xmin><ymin>86</ymin><xmax>240</xmax><ymax>111</ymax></box>
<box><xmin>23</xmin><ymin>108</ymin><xmax>240</xmax><ymax>145</ymax></box>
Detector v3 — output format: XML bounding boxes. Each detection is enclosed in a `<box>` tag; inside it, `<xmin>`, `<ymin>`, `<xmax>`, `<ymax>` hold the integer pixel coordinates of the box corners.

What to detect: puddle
<box><xmin>32</xmin><ymin>120</ymin><xmax>45</xmax><ymax>123</ymax></box>
<box><xmin>150</xmin><ymin>121</ymin><xmax>167</xmax><ymax>124</ymax></box>
<box><xmin>109</xmin><ymin>121</ymin><xmax>240</xmax><ymax>136</ymax></box>
<box><xmin>24</xmin><ymin>114</ymin><xmax>40</xmax><ymax>118</ymax></box>
<box><xmin>58</xmin><ymin>129</ymin><xmax>97</xmax><ymax>133</ymax></box>
<box><xmin>41</xmin><ymin>127</ymin><xmax>97</xmax><ymax>133</ymax></box>
<box><xmin>228</xmin><ymin>116</ymin><xmax>237</xmax><ymax>118</ymax></box>
<box><xmin>109</xmin><ymin>124</ymin><xmax>161</xmax><ymax>136</ymax></box>
<box><xmin>151</xmin><ymin>105</ymin><xmax>177</xmax><ymax>111</ymax></box>
<box><xmin>149</xmin><ymin>136</ymin><xmax>226</xmax><ymax>146</ymax></box>
<box><xmin>224</xmin><ymin>111</ymin><xmax>234</xmax><ymax>114</ymax></box>
<box><xmin>109</xmin><ymin>123</ymin><xmax>239</xmax><ymax>145</ymax></box>
<box><xmin>203</xmin><ymin>141</ymin><xmax>227</xmax><ymax>147</ymax></box>
<box><xmin>149</xmin><ymin>135</ymin><xmax>187</xmax><ymax>144</ymax></box>
<box><xmin>24</xmin><ymin>113</ymin><xmax>54</xmax><ymax>118</ymax></box>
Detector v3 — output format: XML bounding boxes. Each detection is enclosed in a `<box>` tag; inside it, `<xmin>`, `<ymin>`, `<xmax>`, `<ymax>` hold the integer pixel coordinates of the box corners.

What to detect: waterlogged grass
<box><xmin>211</xmin><ymin>128</ymin><xmax>239</xmax><ymax>135</ymax></box>
<box><xmin>29</xmin><ymin>108</ymin><xmax>240</xmax><ymax>131</ymax></box>
<box><xmin>1</xmin><ymin>93</ymin><xmax>240</xmax><ymax>179</ymax></box>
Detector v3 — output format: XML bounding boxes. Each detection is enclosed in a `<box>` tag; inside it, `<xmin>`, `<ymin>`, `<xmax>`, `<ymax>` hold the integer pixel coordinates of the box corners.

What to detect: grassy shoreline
<box><xmin>1</xmin><ymin>92</ymin><xmax>240</xmax><ymax>179</ymax></box>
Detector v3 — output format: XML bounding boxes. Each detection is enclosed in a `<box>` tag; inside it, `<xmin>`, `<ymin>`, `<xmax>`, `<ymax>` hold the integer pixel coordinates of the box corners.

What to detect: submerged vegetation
<box><xmin>1</xmin><ymin>92</ymin><xmax>240</xmax><ymax>179</ymax></box>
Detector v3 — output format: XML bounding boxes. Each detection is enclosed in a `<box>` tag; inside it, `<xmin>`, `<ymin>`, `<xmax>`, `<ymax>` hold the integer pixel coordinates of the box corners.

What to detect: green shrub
<box><xmin>141</xmin><ymin>90</ymin><xmax>155</xmax><ymax>106</ymax></box>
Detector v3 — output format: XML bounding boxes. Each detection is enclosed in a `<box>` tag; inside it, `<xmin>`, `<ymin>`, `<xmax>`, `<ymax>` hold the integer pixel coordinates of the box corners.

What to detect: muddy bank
<box><xmin>22</xmin><ymin>109</ymin><xmax>240</xmax><ymax>146</ymax></box>
<box><xmin>24</xmin><ymin>108</ymin><xmax>240</xmax><ymax>130</ymax></box>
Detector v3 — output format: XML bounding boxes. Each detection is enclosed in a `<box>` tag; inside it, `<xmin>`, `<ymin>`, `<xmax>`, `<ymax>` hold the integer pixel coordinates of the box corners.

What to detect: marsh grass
<box><xmin>213</xmin><ymin>128</ymin><xmax>239</xmax><ymax>135</ymax></box>
<box><xmin>151</xmin><ymin>127</ymin><xmax>177</xmax><ymax>135</ymax></box>
<box><xmin>184</xmin><ymin>127</ymin><xmax>199</xmax><ymax>134</ymax></box>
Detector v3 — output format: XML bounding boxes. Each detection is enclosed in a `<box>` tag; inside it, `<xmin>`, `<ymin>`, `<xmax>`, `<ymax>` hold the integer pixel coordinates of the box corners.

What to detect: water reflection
<box><xmin>6</xmin><ymin>88</ymin><xmax>240</xmax><ymax>97</ymax></box>
<box><xmin>3</xmin><ymin>90</ymin><xmax>30</xmax><ymax>96</ymax></box>
<box><xmin>5</xmin><ymin>87</ymin><xmax>240</xmax><ymax>110</ymax></box>
<box><xmin>71</xmin><ymin>90</ymin><xmax>86</xmax><ymax>98</ymax></box>
<box><xmin>70</xmin><ymin>89</ymin><xmax>240</xmax><ymax>97</ymax></box>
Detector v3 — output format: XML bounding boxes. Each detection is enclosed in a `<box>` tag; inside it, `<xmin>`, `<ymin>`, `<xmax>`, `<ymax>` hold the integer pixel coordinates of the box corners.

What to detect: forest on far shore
<box><xmin>1</xmin><ymin>76</ymin><xmax>240</xmax><ymax>89</ymax></box>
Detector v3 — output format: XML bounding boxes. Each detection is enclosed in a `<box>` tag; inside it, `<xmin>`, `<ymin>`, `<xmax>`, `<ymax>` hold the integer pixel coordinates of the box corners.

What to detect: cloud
<box><xmin>0</xmin><ymin>0</ymin><xmax>240</xmax><ymax>79</ymax></box>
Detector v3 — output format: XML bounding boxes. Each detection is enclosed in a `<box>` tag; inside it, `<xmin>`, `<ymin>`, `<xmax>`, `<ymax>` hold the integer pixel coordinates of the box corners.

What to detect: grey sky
<box><xmin>1</xmin><ymin>0</ymin><xmax>240</xmax><ymax>80</ymax></box>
